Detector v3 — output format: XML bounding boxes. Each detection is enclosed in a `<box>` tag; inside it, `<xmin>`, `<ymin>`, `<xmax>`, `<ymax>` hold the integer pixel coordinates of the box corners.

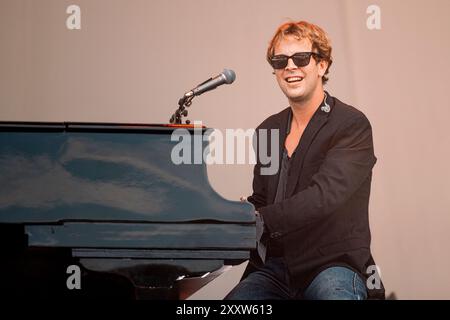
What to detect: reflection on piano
<box><xmin>0</xmin><ymin>122</ymin><xmax>256</xmax><ymax>299</ymax></box>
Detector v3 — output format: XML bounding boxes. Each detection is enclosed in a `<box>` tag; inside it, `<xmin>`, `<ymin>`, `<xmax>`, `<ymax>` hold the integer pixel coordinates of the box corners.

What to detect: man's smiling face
<box><xmin>273</xmin><ymin>36</ymin><xmax>327</xmax><ymax>105</ymax></box>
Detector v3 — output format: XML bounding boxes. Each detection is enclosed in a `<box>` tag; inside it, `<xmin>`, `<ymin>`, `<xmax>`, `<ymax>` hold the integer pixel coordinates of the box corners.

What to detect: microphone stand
<box><xmin>169</xmin><ymin>93</ymin><xmax>194</xmax><ymax>124</ymax></box>
<box><xmin>169</xmin><ymin>77</ymin><xmax>213</xmax><ymax>124</ymax></box>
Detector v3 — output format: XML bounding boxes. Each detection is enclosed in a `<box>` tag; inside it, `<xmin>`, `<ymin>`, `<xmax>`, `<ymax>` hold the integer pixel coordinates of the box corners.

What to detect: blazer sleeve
<box><xmin>247</xmin><ymin>128</ymin><xmax>267</xmax><ymax>210</ymax></box>
<box><xmin>247</xmin><ymin>162</ymin><xmax>267</xmax><ymax>209</ymax></box>
<box><xmin>259</xmin><ymin>114</ymin><xmax>377</xmax><ymax>236</ymax></box>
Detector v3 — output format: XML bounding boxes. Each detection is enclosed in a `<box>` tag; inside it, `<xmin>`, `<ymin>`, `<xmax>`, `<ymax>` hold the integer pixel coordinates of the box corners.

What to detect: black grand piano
<box><xmin>0</xmin><ymin>122</ymin><xmax>256</xmax><ymax>299</ymax></box>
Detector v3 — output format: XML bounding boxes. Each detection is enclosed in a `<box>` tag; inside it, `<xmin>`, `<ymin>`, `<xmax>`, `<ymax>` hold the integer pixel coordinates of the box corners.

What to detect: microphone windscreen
<box><xmin>222</xmin><ymin>69</ymin><xmax>236</xmax><ymax>84</ymax></box>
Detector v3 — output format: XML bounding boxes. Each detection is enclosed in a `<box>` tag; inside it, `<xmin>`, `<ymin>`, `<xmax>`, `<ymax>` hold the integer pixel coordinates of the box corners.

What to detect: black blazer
<box><xmin>247</xmin><ymin>93</ymin><xmax>384</xmax><ymax>298</ymax></box>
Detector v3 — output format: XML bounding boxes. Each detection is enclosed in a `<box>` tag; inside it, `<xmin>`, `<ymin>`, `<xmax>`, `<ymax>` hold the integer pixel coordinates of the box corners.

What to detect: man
<box><xmin>226</xmin><ymin>21</ymin><xmax>384</xmax><ymax>300</ymax></box>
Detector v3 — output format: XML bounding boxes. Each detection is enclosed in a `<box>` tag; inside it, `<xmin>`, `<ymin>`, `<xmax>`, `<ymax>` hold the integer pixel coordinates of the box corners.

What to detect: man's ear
<box><xmin>318</xmin><ymin>60</ymin><xmax>328</xmax><ymax>77</ymax></box>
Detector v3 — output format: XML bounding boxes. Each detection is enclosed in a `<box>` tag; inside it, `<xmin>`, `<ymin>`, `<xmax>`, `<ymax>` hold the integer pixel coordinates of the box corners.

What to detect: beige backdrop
<box><xmin>1</xmin><ymin>0</ymin><xmax>450</xmax><ymax>299</ymax></box>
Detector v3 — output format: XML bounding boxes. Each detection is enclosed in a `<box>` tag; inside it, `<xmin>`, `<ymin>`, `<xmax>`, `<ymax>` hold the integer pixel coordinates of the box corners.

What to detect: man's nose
<box><xmin>285</xmin><ymin>57</ymin><xmax>298</xmax><ymax>70</ymax></box>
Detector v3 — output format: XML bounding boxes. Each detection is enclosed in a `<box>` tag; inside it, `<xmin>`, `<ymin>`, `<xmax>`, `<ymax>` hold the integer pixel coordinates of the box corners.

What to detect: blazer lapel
<box><xmin>285</xmin><ymin>96</ymin><xmax>333</xmax><ymax>198</ymax></box>
<box><xmin>266</xmin><ymin>108</ymin><xmax>290</xmax><ymax>205</ymax></box>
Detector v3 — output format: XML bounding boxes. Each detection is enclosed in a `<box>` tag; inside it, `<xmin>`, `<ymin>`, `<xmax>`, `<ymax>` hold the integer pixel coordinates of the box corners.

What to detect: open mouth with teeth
<box><xmin>285</xmin><ymin>76</ymin><xmax>304</xmax><ymax>83</ymax></box>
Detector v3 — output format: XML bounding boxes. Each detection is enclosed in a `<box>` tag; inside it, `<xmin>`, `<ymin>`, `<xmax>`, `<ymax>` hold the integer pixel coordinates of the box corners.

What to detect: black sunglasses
<box><xmin>269</xmin><ymin>52</ymin><xmax>322</xmax><ymax>69</ymax></box>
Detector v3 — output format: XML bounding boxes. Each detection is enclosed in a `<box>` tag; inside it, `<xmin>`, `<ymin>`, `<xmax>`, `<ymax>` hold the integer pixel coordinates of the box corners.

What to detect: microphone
<box><xmin>184</xmin><ymin>69</ymin><xmax>236</xmax><ymax>97</ymax></box>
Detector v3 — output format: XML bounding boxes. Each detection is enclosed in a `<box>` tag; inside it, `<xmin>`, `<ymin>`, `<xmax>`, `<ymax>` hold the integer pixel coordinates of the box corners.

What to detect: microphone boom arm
<box><xmin>169</xmin><ymin>69</ymin><xmax>235</xmax><ymax>124</ymax></box>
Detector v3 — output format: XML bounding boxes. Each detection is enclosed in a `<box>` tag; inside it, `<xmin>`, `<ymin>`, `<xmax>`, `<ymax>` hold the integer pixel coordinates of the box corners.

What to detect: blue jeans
<box><xmin>225</xmin><ymin>257</ymin><xmax>367</xmax><ymax>300</ymax></box>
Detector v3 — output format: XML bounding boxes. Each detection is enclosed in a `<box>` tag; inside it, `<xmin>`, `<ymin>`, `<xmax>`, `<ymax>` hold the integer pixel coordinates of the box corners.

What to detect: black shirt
<box><xmin>267</xmin><ymin>110</ymin><xmax>295</xmax><ymax>257</ymax></box>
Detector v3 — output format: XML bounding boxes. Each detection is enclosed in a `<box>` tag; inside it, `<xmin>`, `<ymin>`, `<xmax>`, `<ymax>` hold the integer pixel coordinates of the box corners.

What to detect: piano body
<box><xmin>0</xmin><ymin>122</ymin><xmax>255</xmax><ymax>299</ymax></box>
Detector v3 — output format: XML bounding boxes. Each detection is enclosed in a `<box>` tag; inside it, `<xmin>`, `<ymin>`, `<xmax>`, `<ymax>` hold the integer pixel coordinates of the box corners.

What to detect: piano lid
<box><xmin>0</xmin><ymin>121</ymin><xmax>255</xmax><ymax>224</ymax></box>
